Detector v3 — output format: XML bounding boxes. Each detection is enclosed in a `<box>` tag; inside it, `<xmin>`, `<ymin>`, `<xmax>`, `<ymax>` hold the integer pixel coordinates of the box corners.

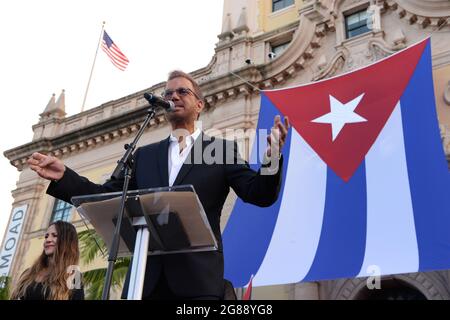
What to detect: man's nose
<box><xmin>170</xmin><ymin>92</ymin><xmax>180</xmax><ymax>100</ymax></box>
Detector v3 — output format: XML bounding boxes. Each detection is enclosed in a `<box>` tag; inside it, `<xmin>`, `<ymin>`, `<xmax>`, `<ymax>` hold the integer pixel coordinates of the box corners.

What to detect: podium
<box><xmin>71</xmin><ymin>185</ymin><xmax>218</xmax><ymax>300</ymax></box>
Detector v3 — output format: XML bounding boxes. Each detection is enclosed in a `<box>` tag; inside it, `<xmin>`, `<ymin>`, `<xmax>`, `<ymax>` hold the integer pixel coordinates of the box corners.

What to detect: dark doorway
<box><xmin>355</xmin><ymin>278</ymin><xmax>427</xmax><ymax>300</ymax></box>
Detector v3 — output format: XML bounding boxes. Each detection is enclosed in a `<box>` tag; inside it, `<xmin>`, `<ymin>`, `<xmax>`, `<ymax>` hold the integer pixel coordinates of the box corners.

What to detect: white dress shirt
<box><xmin>168</xmin><ymin>128</ymin><xmax>201</xmax><ymax>186</ymax></box>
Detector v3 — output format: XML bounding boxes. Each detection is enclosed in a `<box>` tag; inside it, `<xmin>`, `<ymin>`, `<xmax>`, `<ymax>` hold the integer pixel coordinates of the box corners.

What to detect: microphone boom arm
<box><xmin>102</xmin><ymin>104</ymin><xmax>157</xmax><ymax>300</ymax></box>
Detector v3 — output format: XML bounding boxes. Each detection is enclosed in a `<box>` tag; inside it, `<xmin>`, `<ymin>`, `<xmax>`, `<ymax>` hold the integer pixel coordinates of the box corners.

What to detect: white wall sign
<box><xmin>0</xmin><ymin>204</ymin><xmax>28</xmax><ymax>278</ymax></box>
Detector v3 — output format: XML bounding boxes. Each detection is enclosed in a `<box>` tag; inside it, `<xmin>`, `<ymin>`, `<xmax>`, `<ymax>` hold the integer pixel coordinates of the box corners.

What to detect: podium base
<box><xmin>127</xmin><ymin>225</ymin><xmax>149</xmax><ymax>300</ymax></box>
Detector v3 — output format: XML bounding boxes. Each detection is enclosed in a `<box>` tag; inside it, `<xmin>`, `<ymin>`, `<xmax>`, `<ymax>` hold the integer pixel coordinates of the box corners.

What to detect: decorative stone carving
<box><xmin>392</xmin><ymin>28</ymin><xmax>406</xmax><ymax>46</ymax></box>
<box><xmin>226</xmin><ymin>88</ymin><xmax>237</xmax><ymax>99</ymax></box>
<box><xmin>120</xmin><ymin>128</ymin><xmax>130</xmax><ymax>136</ymax></box>
<box><xmin>396</xmin><ymin>0</ymin><xmax>450</xmax><ymax>17</ymax></box>
<box><xmin>40</xmin><ymin>94</ymin><xmax>55</xmax><ymax>119</ymax></box>
<box><xmin>39</xmin><ymin>90</ymin><xmax>66</xmax><ymax>121</ymax></box>
<box><xmin>316</xmin><ymin>54</ymin><xmax>328</xmax><ymax>71</ymax></box>
<box><xmin>215</xmin><ymin>92</ymin><xmax>226</xmax><ymax>103</ymax></box>
<box><xmin>130</xmin><ymin>124</ymin><xmax>140</xmax><ymax>133</ymax></box>
<box><xmin>86</xmin><ymin>139</ymin><xmax>95</xmax><ymax>148</ymax></box>
<box><xmin>275</xmin><ymin>74</ymin><xmax>285</xmax><ymax>84</ymax></box>
<box><xmin>330</xmin><ymin>272</ymin><xmax>450</xmax><ymax>300</ymax></box>
<box><xmin>441</xmin><ymin>124</ymin><xmax>450</xmax><ymax>163</ymax></box>
<box><xmin>233</xmin><ymin>7</ymin><xmax>250</xmax><ymax>35</ymax></box>
<box><xmin>61</xmin><ymin>146</ymin><xmax>69</xmax><ymax>155</ymax></box>
<box><xmin>295</xmin><ymin>57</ymin><xmax>307</xmax><ymax>69</ymax></box>
<box><xmin>238</xmin><ymin>85</ymin><xmax>252</xmax><ymax>96</ymax></box>
<box><xmin>205</xmin><ymin>96</ymin><xmax>217</xmax><ymax>109</ymax></box>
<box><xmin>310</xmin><ymin>36</ymin><xmax>321</xmax><ymax>48</ymax></box>
<box><xmin>218</xmin><ymin>13</ymin><xmax>234</xmax><ymax>41</ymax></box>
<box><xmin>394</xmin><ymin>0</ymin><xmax>450</xmax><ymax>30</ymax></box>
<box><xmin>369</xmin><ymin>42</ymin><xmax>392</xmax><ymax>60</ymax></box>
<box><xmin>444</xmin><ymin>80</ymin><xmax>450</xmax><ymax>105</ymax></box>
<box><xmin>313</xmin><ymin>53</ymin><xmax>346</xmax><ymax>80</ymax></box>
<box><xmin>300</xmin><ymin>0</ymin><xmax>327</xmax><ymax>22</ymax></box>
<box><xmin>418</xmin><ymin>16</ymin><xmax>431</xmax><ymax>28</ymax></box>
<box><xmin>262</xmin><ymin>79</ymin><xmax>274</xmax><ymax>89</ymax></box>
<box><xmin>367</xmin><ymin>4</ymin><xmax>382</xmax><ymax>32</ymax></box>
<box><xmin>315</xmin><ymin>24</ymin><xmax>327</xmax><ymax>37</ymax></box>
<box><xmin>78</xmin><ymin>141</ymin><xmax>88</xmax><ymax>150</ymax></box>
<box><xmin>345</xmin><ymin>47</ymin><xmax>375</xmax><ymax>71</ymax></box>
<box><xmin>69</xmin><ymin>144</ymin><xmax>78</xmax><ymax>152</ymax></box>
<box><xmin>437</xmin><ymin>17</ymin><xmax>449</xmax><ymax>29</ymax></box>
<box><xmin>285</xmin><ymin>66</ymin><xmax>296</xmax><ymax>78</ymax></box>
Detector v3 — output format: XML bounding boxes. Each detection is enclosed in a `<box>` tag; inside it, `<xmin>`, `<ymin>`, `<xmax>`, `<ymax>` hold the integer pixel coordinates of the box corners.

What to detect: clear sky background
<box><xmin>0</xmin><ymin>1</ymin><xmax>223</xmax><ymax>242</ymax></box>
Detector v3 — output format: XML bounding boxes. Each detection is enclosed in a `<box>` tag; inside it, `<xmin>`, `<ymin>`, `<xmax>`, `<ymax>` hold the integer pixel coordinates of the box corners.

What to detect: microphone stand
<box><xmin>101</xmin><ymin>105</ymin><xmax>157</xmax><ymax>300</ymax></box>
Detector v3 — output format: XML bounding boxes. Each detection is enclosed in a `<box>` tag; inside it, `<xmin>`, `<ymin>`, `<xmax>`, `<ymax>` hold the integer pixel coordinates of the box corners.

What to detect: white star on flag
<box><xmin>312</xmin><ymin>93</ymin><xmax>368</xmax><ymax>141</ymax></box>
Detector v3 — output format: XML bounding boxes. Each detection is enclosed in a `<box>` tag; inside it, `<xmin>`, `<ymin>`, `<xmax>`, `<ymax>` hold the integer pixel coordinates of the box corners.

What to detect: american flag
<box><xmin>101</xmin><ymin>31</ymin><xmax>129</xmax><ymax>71</ymax></box>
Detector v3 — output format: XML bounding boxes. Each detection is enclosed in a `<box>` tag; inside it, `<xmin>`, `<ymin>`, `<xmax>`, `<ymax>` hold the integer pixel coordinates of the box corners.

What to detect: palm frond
<box><xmin>82</xmin><ymin>267</ymin><xmax>107</xmax><ymax>285</ymax></box>
<box><xmin>85</xmin><ymin>278</ymin><xmax>105</xmax><ymax>300</ymax></box>
<box><xmin>78</xmin><ymin>229</ymin><xmax>107</xmax><ymax>265</ymax></box>
<box><xmin>111</xmin><ymin>258</ymin><xmax>131</xmax><ymax>287</ymax></box>
<box><xmin>0</xmin><ymin>277</ymin><xmax>10</xmax><ymax>300</ymax></box>
<box><xmin>82</xmin><ymin>258</ymin><xmax>130</xmax><ymax>300</ymax></box>
<box><xmin>78</xmin><ymin>229</ymin><xmax>131</xmax><ymax>300</ymax></box>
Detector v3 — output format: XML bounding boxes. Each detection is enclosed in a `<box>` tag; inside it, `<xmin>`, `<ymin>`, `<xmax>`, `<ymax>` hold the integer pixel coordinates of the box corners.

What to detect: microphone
<box><xmin>144</xmin><ymin>93</ymin><xmax>175</xmax><ymax>112</ymax></box>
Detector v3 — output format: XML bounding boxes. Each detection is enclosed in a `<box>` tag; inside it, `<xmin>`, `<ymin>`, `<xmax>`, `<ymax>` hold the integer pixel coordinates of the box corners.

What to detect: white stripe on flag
<box><xmin>358</xmin><ymin>102</ymin><xmax>419</xmax><ymax>277</ymax></box>
<box><xmin>102</xmin><ymin>44</ymin><xmax>128</xmax><ymax>67</ymax></box>
<box><xmin>253</xmin><ymin>129</ymin><xmax>327</xmax><ymax>286</ymax></box>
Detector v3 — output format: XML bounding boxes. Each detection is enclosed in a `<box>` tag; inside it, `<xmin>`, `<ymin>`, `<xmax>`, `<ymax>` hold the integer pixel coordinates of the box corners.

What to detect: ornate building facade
<box><xmin>2</xmin><ymin>0</ymin><xmax>450</xmax><ymax>299</ymax></box>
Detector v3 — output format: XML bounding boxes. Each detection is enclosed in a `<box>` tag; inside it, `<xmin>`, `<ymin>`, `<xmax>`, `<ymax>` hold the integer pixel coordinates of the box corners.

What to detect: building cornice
<box><xmin>388</xmin><ymin>0</ymin><xmax>450</xmax><ymax>29</ymax></box>
<box><xmin>4</xmin><ymin>105</ymin><xmax>168</xmax><ymax>171</ymax></box>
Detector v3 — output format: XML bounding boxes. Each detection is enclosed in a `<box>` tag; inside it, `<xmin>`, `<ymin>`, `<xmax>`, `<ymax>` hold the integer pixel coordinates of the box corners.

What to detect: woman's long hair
<box><xmin>11</xmin><ymin>221</ymin><xmax>80</xmax><ymax>300</ymax></box>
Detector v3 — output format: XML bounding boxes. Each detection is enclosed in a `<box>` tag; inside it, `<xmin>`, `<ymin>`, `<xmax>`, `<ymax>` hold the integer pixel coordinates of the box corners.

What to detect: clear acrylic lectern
<box><xmin>71</xmin><ymin>185</ymin><xmax>218</xmax><ymax>300</ymax></box>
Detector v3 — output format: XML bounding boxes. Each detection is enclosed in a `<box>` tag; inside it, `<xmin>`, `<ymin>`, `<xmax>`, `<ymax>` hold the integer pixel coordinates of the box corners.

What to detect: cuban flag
<box><xmin>223</xmin><ymin>38</ymin><xmax>450</xmax><ymax>288</ymax></box>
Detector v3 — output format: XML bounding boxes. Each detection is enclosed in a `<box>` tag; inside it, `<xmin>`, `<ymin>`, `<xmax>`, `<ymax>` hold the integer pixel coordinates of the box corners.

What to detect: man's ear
<box><xmin>196</xmin><ymin>99</ymin><xmax>205</xmax><ymax>114</ymax></box>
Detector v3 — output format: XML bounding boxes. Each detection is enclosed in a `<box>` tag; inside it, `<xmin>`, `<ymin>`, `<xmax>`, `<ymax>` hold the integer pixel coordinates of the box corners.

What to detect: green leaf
<box><xmin>78</xmin><ymin>229</ymin><xmax>130</xmax><ymax>299</ymax></box>
<box><xmin>0</xmin><ymin>277</ymin><xmax>10</xmax><ymax>300</ymax></box>
<box><xmin>78</xmin><ymin>229</ymin><xmax>107</xmax><ymax>265</ymax></box>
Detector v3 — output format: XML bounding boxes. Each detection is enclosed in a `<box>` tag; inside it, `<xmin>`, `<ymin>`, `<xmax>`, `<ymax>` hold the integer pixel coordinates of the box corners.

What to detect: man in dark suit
<box><xmin>28</xmin><ymin>70</ymin><xmax>290</xmax><ymax>300</ymax></box>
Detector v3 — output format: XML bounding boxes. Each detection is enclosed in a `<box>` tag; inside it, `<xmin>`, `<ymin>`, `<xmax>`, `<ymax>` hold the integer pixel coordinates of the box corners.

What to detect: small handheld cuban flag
<box><xmin>223</xmin><ymin>38</ymin><xmax>450</xmax><ymax>288</ymax></box>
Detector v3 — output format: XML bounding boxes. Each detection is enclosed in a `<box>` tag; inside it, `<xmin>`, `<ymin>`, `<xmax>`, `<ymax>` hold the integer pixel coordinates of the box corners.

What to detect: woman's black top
<box><xmin>21</xmin><ymin>281</ymin><xmax>84</xmax><ymax>300</ymax></box>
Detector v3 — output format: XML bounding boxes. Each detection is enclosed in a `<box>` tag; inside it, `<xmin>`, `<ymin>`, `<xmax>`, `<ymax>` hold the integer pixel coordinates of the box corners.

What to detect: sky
<box><xmin>0</xmin><ymin>1</ymin><xmax>224</xmax><ymax>243</ymax></box>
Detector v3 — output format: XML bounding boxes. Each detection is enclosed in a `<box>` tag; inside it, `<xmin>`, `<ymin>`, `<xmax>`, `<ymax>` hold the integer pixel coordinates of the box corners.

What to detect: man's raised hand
<box><xmin>27</xmin><ymin>152</ymin><xmax>66</xmax><ymax>181</ymax></box>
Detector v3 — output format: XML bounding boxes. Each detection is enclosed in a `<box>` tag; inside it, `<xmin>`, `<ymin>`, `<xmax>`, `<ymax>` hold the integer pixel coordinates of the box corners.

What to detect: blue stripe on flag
<box><xmin>223</xmin><ymin>93</ymin><xmax>292</xmax><ymax>287</ymax></box>
<box><xmin>303</xmin><ymin>162</ymin><xmax>367</xmax><ymax>281</ymax></box>
<box><xmin>400</xmin><ymin>40</ymin><xmax>450</xmax><ymax>271</ymax></box>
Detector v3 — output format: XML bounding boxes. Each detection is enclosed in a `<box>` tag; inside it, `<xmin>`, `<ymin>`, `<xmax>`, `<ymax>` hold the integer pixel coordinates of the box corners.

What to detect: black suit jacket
<box><xmin>47</xmin><ymin>133</ymin><xmax>283</xmax><ymax>298</ymax></box>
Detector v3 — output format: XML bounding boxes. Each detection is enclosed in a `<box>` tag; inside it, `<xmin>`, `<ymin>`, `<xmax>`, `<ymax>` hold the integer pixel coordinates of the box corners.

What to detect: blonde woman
<box><xmin>11</xmin><ymin>220</ymin><xmax>84</xmax><ymax>300</ymax></box>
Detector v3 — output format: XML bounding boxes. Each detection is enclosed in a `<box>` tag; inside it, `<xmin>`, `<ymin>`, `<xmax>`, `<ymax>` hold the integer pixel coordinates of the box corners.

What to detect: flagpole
<box><xmin>81</xmin><ymin>21</ymin><xmax>105</xmax><ymax>112</ymax></box>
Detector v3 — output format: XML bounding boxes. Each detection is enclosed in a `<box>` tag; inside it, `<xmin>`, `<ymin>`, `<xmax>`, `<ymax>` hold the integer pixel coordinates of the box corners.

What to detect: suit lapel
<box><xmin>172</xmin><ymin>132</ymin><xmax>204</xmax><ymax>186</ymax></box>
<box><xmin>157</xmin><ymin>137</ymin><xmax>170</xmax><ymax>187</ymax></box>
